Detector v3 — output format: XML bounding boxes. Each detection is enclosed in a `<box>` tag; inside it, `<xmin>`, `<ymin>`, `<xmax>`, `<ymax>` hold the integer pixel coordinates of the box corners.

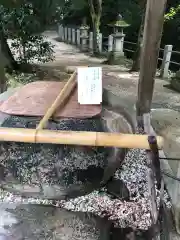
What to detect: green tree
<box><xmin>0</xmin><ymin>0</ymin><xmax>21</xmax><ymax>92</ymax></box>
<box><xmin>0</xmin><ymin>0</ymin><xmax>62</xmax><ymax>69</ymax></box>
<box><xmin>88</xmin><ymin>0</ymin><xmax>102</xmax><ymax>54</ymax></box>
<box><xmin>62</xmin><ymin>0</ymin><xmax>103</xmax><ymax>55</ymax></box>
<box><xmin>130</xmin><ymin>0</ymin><xmax>146</xmax><ymax>72</ymax></box>
<box><xmin>0</xmin><ymin>0</ymin><xmax>63</xmax><ymax>92</ymax></box>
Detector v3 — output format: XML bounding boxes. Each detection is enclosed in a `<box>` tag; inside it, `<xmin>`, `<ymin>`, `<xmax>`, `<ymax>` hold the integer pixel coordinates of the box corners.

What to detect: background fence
<box><xmin>58</xmin><ymin>25</ymin><xmax>180</xmax><ymax>78</ymax></box>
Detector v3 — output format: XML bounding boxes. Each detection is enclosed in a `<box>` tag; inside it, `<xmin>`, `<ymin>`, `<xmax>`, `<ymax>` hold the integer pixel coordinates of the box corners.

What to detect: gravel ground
<box><xmin>60</xmin><ymin>143</ymin><xmax>171</xmax><ymax>230</ymax></box>
<box><xmin>0</xmin><ymin>129</ymin><xmax>172</xmax><ymax>231</ymax></box>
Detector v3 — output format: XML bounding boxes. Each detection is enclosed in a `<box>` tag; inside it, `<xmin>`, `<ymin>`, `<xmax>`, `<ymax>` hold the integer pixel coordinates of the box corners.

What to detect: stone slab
<box><xmin>0</xmin><ymin>81</ymin><xmax>101</xmax><ymax>119</ymax></box>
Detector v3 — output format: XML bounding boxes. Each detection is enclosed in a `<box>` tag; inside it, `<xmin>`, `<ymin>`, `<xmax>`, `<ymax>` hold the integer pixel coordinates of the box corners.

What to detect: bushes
<box><xmin>0</xmin><ymin>2</ymin><xmax>55</xmax><ymax>65</ymax></box>
<box><xmin>10</xmin><ymin>35</ymin><xmax>55</xmax><ymax>64</ymax></box>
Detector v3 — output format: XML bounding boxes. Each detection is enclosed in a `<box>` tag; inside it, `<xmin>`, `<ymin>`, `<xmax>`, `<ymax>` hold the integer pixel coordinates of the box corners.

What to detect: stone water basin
<box><xmin>0</xmin><ymin>88</ymin><xmax>172</xmax><ymax>239</ymax></box>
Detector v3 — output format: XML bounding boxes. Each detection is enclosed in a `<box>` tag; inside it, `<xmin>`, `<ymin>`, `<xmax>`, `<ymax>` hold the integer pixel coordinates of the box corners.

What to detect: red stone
<box><xmin>0</xmin><ymin>81</ymin><xmax>101</xmax><ymax>119</ymax></box>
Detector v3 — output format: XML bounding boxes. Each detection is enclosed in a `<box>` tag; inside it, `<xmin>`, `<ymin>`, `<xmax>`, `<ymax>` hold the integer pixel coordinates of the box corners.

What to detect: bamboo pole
<box><xmin>36</xmin><ymin>70</ymin><xmax>77</xmax><ymax>130</ymax></box>
<box><xmin>0</xmin><ymin>127</ymin><xmax>164</xmax><ymax>150</ymax></box>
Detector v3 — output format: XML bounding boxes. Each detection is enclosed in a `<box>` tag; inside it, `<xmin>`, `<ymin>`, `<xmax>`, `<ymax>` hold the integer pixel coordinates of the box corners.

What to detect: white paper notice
<box><xmin>77</xmin><ymin>67</ymin><xmax>102</xmax><ymax>104</ymax></box>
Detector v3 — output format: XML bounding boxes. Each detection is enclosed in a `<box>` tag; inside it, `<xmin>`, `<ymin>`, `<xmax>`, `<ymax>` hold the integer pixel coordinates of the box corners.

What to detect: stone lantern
<box><xmin>108</xmin><ymin>14</ymin><xmax>130</xmax><ymax>63</ymax></box>
<box><xmin>80</xmin><ymin>17</ymin><xmax>89</xmax><ymax>52</ymax></box>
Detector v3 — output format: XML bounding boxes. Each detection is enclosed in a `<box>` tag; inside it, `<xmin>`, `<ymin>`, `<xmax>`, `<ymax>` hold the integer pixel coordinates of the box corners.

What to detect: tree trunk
<box><xmin>130</xmin><ymin>13</ymin><xmax>145</xmax><ymax>72</ymax></box>
<box><xmin>0</xmin><ymin>42</ymin><xmax>7</xmax><ymax>93</ymax></box>
<box><xmin>92</xmin><ymin>17</ymin><xmax>100</xmax><ymax>55</ymax></box>
<box><xmin>88</xmin><ymin>0</ymin><xmax>102</xmax><ymax>55</ymax></box>
<box><xmin>21</xmin><ymin>39</ymin><xmax>28</xmax><ymax>64</ymax></box>
<box><xmin>0</xmin><ymin>66</ymin><xmax>7</xmax><ymax>93</ymax></box>
<box><xmin>0</xmin><ymin>30</ymin><xmax>18</xmax><ymax>71</ymax></box>
<box><xmin>130</xmin><ymin>0</ymin><xmax>147</xmax><ymax>72</ymax></box>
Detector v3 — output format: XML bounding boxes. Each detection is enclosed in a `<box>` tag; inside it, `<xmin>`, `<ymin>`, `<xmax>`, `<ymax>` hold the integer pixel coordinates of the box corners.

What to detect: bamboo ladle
<box><xmin>36</xmin><ymin>70</ymin><xmax>77</xmax><ymax>130</ymax></box>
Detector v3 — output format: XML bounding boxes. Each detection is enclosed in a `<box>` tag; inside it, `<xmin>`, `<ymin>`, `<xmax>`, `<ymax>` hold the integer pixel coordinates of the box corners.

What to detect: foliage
<box><xmin>165</xmin><ymin>5</ymin><xmax>180</xmax><ymax>21</ymax></box>
<box><xmin>0</xmin><ymin>1</ymin><xmax>56</xmax><ymax>65</ymax></box>
<box><xmin>6</xmin><ymin>71</ymin><xmax>36</xmax><ymax>88</ymax></box>
<box><xmin>160</xmin><ymin>2</ymin><xmax>180</xmax><ymax>71</ymax></box>
<box><xmin>1</xmin><ymin>0</ymin><xmax>23</xmax><ymax>8</ymax></box>
<box><xmin>10</xmin><ymin>36</ymin><xmax>55</xmax><ymax>64</ymax></box>
<box><xmin>1</xmin><ymin>0</ymin><xmax>180</xmax><ymax>68</ymax></box>
<box><xmin>27</xmin><ymin>0</ymin><xmax>63</xmax><ymax>26</ymax></box>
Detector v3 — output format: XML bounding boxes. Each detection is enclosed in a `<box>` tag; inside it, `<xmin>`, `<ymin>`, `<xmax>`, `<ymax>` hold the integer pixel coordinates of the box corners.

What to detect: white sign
<box><xmin>77</xmin><ymin>67</ymin><xmax>102</xmax><ymax>104</ymax></box>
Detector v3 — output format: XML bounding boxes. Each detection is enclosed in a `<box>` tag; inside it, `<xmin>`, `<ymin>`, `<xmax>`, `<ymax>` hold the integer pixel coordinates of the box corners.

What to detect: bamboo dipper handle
<box><xmin>36</xmin><ymin>71</ymin><xmax>77</xmax><ymax>130</ymax></box>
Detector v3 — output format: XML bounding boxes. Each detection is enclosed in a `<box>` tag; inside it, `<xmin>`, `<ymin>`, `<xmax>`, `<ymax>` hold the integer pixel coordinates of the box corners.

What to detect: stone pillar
<box><xmin>76</xmin><ymin>29</ymin><xmax>80</xmax><ymax>46</ymax></box>
<box><xmin>72</xmin><ymin>28</ymin><xmax>76</xmax><ymax>45</ymax></box>
<box><xmin>108</xmin><ymin>35</ymin><xmax>113</xmax><ymax>52</ymax></box>
<box><xmin>58</xmin><ymin>25</ymin><xmax>61</xmax><ymax>38</ymax></box>
<box><xmin>58</xmin><ymin>25</ymin><xmax>64</xmax><ymax>41</ymax></box>
<box><xmin>80</xmin><ymin>25</ymin><xmax>89</xmax><ymax>52</ymax></box>
<box><xmin>64</xmin><ymin>27</ymin><xmax>68</xmax><ymax>42</ymax></box>
<box><xmin>112</xmin><ymin>32</ymin><xmax>125</xmax><ymax>59</ymax></box>
<box><xmin>62</xmin><ymin>26</ymin><xmax>65</xmax><ymax>41</ymax></box>
<box><xmin>71</xmin><ymin>28</ymin><xmax>73</xmax><ymax>44</ymax></box>
<box><xmin>160</xmin><ymin>45</ymin><xmax>173</xmax><ymax>79</ymax></box>
<box><xmin>89</xmin><ymin>32</ymin><xmax>93</xmax><ymax>52</ymax></box>
<box><xmin>68</xmin><ymin>27</ymin><xmax>71</xmax><ymax>43</ymax></box>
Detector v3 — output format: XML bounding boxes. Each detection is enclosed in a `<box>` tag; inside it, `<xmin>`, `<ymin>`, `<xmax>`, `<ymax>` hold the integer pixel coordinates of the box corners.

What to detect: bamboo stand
<box><xmin>0</xmin><ymin>127</ymin><xmax>164</xmax><ymax>150</ymax></box>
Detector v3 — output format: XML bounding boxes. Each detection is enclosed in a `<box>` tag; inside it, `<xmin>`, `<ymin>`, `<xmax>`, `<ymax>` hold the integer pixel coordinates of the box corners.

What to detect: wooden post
<box><xmin>143</xmin><ymin>113</ymin><xmax>158</xmax><ymax>239</ymax></box>
<box><xmin>136</xmin><ymin>0</ymin><xmax>167</xmax><ymax>118</ymax></box>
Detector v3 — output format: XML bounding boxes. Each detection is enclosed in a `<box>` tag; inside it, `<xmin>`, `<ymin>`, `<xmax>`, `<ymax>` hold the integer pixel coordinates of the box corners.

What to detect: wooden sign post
<box><xmin>136</xmin><ymin>0</ymin><xmax>168</xmax><ymax>238</ymax></box>
<box><xmin>136</xmin><ymin>0</ymin><xmax>167</xmax><ymax>118</ymax></box>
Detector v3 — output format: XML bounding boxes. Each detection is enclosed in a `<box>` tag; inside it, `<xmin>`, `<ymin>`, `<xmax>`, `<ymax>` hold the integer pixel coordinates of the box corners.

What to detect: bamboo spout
<box><xmin>0</xmin><ymin>127</ymin><xmax>164</xmax><ymax>150</ymax></box>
